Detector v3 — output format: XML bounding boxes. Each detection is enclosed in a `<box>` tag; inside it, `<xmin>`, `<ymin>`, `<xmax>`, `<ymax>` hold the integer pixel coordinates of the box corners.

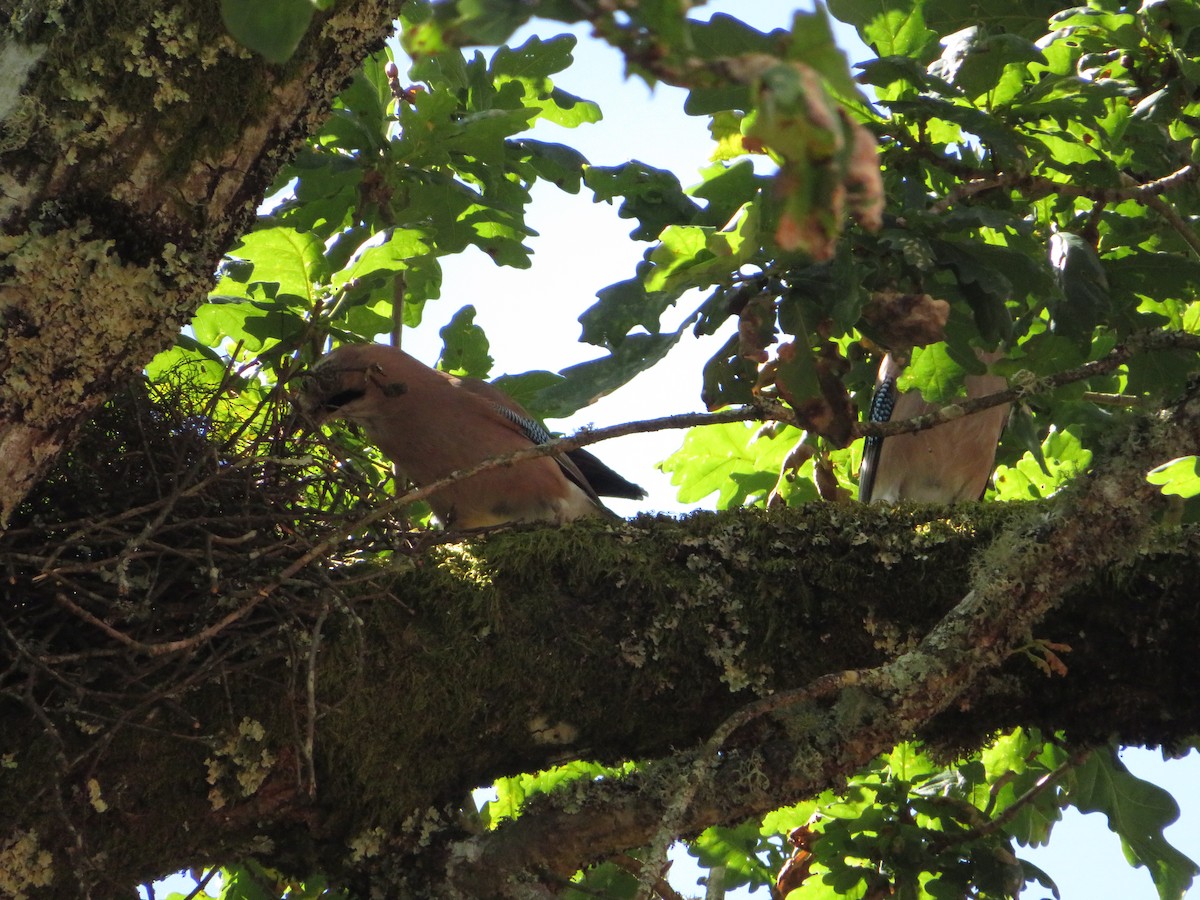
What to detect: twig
<box><xmin>304</xmin><ymin>603</ymin><xmax>329</xmax><ymax>797</ymax></box>
<box><xmin>855</xmin><ymin>329</ymin><xmax>1200</xmax><ymax>441</ymax></box>
<box><xmin>53</xmin><ymin>592</ymin><xmax>145</xmax><ymax>652</ymax></box>
<box><xmin>1145</xmin><ymin>194</ymin><xmax>1200</xmax><ymax>257</ymax></box>
<box><xmin>929</xmin><ymin>747</ymin><xmax>1091</xmax><ymax>850</ymax></box>
<box><xmin>181</xmin><ymin>868</ymin><xmax>219</xmax><ymax>900</ymax></box>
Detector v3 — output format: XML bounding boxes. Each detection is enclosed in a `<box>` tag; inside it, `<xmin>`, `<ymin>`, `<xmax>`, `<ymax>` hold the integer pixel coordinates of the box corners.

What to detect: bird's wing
<box><xmin>858</xmin><ymin>353</ymin><xmax>902</xmax><ymax>504</ymax></box>
<box><xmin>457</xmin><ymin>379</ymin><xmax>608</xmax><ymax>504</ymax></box>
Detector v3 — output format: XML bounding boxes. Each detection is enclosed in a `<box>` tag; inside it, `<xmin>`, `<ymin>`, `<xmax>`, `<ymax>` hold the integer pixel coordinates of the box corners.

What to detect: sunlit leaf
<box><xmin>1071</xmin><ymin>749</ymin><xmax>1199</xmax><ymax>899</ymax></box>
<box><xmin>1147</xmin><ymin>456</ymin><xmax>1200</xmax><ymax>498</ymax></box>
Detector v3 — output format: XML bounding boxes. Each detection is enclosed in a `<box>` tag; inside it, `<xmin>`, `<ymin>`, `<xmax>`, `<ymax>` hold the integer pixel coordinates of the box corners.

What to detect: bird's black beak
<box><xmin>318</xmin><ymin>388</ymin><xmax>367</xmax><ymax>413</ymax></box>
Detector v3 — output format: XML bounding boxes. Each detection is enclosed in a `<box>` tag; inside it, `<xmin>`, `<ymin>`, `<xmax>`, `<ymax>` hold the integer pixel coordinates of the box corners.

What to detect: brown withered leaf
<box><xmin>764</xmin><ymin>342</ymin><xmax>855</xmax><ymax>447</ymax></box>
<box><xmin>813</xmin><ymin>455</ymin><xmax>851</xmax><ymax>503</ymax></box>
<box><xmin>846</xmin><ymin>114</ymin><xmax>885</xmax><ymax>231</ymax></box>
<box><xmin>777</xmin><ymin>825</ymin><xmax>819</xmax><ymax>897</ymax></box>
<box><xmin>737</xmin><ymin>292</ymin><xmax>778</xmax><ymax>363</ymax></box>
<box><xmin>774</xmin><ymin>166</ymin><xmax>843</xmax><ymax>261</ymax></box>
<box><xmin>861</xmin><ymin>291</ymin><xmax>950</xmax><ymax>349</ymax></box>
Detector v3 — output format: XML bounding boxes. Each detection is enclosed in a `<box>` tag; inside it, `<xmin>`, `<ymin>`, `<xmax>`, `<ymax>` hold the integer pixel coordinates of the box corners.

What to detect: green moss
<box><xmin>308</xmin><ymin>504</ymin><xmax>1017</xmax><ymax>840</ymax></box>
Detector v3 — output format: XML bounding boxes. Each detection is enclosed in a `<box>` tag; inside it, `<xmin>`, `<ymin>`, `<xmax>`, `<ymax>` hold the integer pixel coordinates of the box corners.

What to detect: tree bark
<box><xmin>0</xmin><ymin>0</ymin><xmax>401</xmax><ymax>525</ymax></box>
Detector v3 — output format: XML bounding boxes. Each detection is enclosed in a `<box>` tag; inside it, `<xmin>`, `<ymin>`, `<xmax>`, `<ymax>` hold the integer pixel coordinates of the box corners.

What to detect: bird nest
<box><xmin>0</xmin><ymin>371</ymin><xmax>425</xmax><ymax>723</ymax></box>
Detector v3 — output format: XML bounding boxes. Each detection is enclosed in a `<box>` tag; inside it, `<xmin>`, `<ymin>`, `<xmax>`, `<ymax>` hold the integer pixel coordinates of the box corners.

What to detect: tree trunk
<box><xmin>0</xmin><ymin>0</ymin><xmax>399</xmax><ymax>524</ymax></box>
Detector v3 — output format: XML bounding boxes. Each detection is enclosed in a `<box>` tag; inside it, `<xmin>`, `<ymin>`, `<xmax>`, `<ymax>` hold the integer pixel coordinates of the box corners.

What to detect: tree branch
<box><xmin>436</xmin><ymin>381</ymin><xmax>1200</xmax><ymax>896</ymax></box>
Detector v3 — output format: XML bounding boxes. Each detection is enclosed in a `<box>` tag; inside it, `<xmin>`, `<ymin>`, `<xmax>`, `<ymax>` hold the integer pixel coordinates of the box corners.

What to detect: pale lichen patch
<box><xmin>86</xmin><ymin>778</ymin><xmax>108</xmax><ymax>813</ymax></box>
<box><xmin>0</xmin><ymin>41</ymin><xmax>47</xmax><ymax>121</ymax></box>
<box><xmin>347</xmin><ymin>826</ymin><xmax>386</xmax><ymax>863</ymax></box>
<box><xmin>0</xmin><ymin>830</ymin><xmax>54</xmax><ymax>899</ymax></box>
<box><xmin>204</xmin><ymin>716</ymin><xmax>277</xmax><ymax>811</ymax></box>
<box><xmin>0</xmin><ymin>223</ymin><xmax>199</xmax><ymax>427</ymax></box>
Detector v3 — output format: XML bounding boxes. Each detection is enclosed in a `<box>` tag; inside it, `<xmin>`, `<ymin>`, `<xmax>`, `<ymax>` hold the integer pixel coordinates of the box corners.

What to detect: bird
<box><xmin>297</xmin><ymin>342</ymin><xmax>645</xmax><ymax>528</ymax></box>
<box><xmin>859</xmin><ymin>349</ymin><xmax>1010</xmax><ymax>503</ymax></box>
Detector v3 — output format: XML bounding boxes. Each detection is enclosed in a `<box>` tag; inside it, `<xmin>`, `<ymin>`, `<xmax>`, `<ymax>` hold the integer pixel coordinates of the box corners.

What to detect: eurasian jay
<box><xmin>859</xmin><ymin>350</ymin><xmax>1009</xmax><ymax>503</ymax></box>
<box><xmin>298</xmin><ymin>343</ymin><xmax>645</xmax><ymax>528</ymax></box>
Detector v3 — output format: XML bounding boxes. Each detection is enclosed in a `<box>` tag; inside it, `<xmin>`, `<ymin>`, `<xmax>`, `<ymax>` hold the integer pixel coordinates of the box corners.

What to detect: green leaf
<box><xmin>928</xmin><ymin>27</ymin><xmax>1047</xmax><ymax>99</ymax></box>
<box><xmin>688</xmin><ymin>12</ymin><xmax>784</xmax><ymax>59</ymax></box>
<box><xmin>324</xmin><ymin>51</ymin><xmax>396</xmax><ymax>155</ymax></box>
<box><xmin>490</xmin><ymin>33</ymin><xmax>576</xmax><ymax>79</ymax></box>
<box><xmin>535</xmin><ymin>87</ymin><xmax>602</xmax><ymax>127</ymax></box>
<box><xmin>488</xmin><ymin>370</ymin><xmax>565</xmax><ymax>418</ymax></box>
<box><xmin>700</xmin><ymin>333</ymin><xmax>760</xmax><ymax>409</ymax></box>
<box><xmin>689</xmin><ymin>821</ymin><xmax>774</xmax><ymax>890</ymax></box>
<box><xmin>692</xmin><ymin>160</ymin><xmax>763</xmax><ymax>227</ymax></box>
<box><xmin>565</xmin><ymin>861</ymin><xmax>639</xmax><ymax>899</ymax></box>
<box><xmin>336</xmin><ymin>228</ymin><xmax>428</xmax><ymax>288</ymax></box>
<box><xmin>483</xmin><ymin>762</ymin><xmax>631</xmax><ymax>827</ymax></box>
<box><xmin>899</xmin><ymin>344</ymin><xmax>966</xmax><ymax>405</ymax></box>
<box><xmin>438</xmin><ymin>305</ymin><xmax>493</xmax><ymax>378</ymax></box>
<box><xmin>1147</xmin><ymin>456</ymin><xmax>1200</xmax><ymax>498</ymax></box>
<box><xmin>1048</xmin><ymin>232</ymin><xmax>1109</xmax><ymax>345</ymax></box>
<box><xmin>643</xmin><ymin>225</ymin><xmax>716</xmax><ymax>292</ymax></box>
<box><xmin>827</xmin><ymin>0</ymin><xmax>935</xmax><ymax>57</ymax></box>
<box><xmin>530</xmin><ymin>330</ymin><xmax>685</xmax><ymax>419</ymax></box>
<box><xmin>855</xmin><ymin>55</ymin><xmax>932</xmax><ymax>92</ymax></box>
<box><xmin>218</xmin><ymin>863</ymin><xmax>277</xmax><ymax>900</ymax></box>
<box><xmin>585</xmin><ymin>162</ymin><xmax>702</xmax><ymax>241</ymax></box>
<box><xmin>994</xmin><ymin>426</ymin><xmax>1092</xmax><ymax>500</ymax></box>
<box><xmin>516</xmin><ymin>140</ymin><xmax>589</xmax><ymax>192</ymax></box>
<box><xmin>221</xmin><ymin>0</ymin><xmax>315</xmax><ymax>63</ymax></box>
<box><xmin>146</xmin><ymin>339</ymin><xmax>228</xmax><ymax>386</ymax></box>
<box><xmin>660</xmin><ymin>422</ymin><xmax>809</xmax><ymax>508</ymax></box>
<box><xmin>578</xmin><ymin>278</ymin><xmax>677</xmax><ymax>348</ymax></box>
<box><xmin>883</xmin><ymin>742</ymin><xmax>937</xmax><ymax>781</ymax></box>
<box><xmin>786</xmin><ymin>5</ymin><xmax>865</xmax><ymax>101</ymax></box>
<box><xmin>230</xmin><ymin>227</ymin><xmax>330</xmax><ymax>305</ymax></box>
<box><xmin>1071</xmin><ymin>749</ymin><xmax>1198</xmax><ymax>899</ymax></box>
<box><xmin>488</xmin><ymin>36</ymin><xmax>602</xmax><ymax>127</ymax></box>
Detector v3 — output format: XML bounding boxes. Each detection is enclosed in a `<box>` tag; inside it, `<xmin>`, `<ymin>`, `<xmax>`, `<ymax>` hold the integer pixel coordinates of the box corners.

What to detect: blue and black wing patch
<box><xmin>489</xmin><ymin>403</ymin><xmax>646</xmax><ymax>501</ymax></box>
<box><xmin>858</xmin><ymin>371</ymin><xmax>898</xmax><ymax>504</ymax></box>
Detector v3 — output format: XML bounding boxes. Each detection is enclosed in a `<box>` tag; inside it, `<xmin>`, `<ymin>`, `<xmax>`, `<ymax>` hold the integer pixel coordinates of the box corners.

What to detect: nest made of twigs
<box><xmin>0</xmin><ymin>369</ymin><xmax>421</xmax><ymax>715</ymax></box>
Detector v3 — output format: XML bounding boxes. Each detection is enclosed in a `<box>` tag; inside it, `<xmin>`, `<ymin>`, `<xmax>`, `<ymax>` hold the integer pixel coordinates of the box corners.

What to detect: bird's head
<box><xmin>296</xmin><ymin>344</ymin><xmax>410</xmax><ymax>425</ymax></box>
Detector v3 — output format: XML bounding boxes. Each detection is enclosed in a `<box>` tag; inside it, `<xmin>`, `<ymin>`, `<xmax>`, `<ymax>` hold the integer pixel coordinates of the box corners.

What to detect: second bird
<box><xmin>859</xmin><ymin>350</ymin><xmax>1010</xmax><ymax>503</ymax></box>
<box><xmin>299</xmin><ymin>343</ymin><xmax>645</xmax><ymax>528</ymax></box>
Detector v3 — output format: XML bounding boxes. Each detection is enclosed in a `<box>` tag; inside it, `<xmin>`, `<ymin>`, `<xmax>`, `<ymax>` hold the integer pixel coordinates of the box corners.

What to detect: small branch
<box><xmin>927</xmin><ymin>164</ymin><xmax>1199</xmax><ymax>215</ymax></box>
<box><xmin>304</xmin><ymin>603</ymin><xmax>329</xmax><ymax>797</ymax></box>
<box><xmin>933</xmin><ymin>747</ymin><xmax>1091</xmax><ymax>849</ymax></box>
<box><xmin>1145</xmin><ymin>195</ymin><xmax>1200</xmax><ymax>256</ymax></box>
<box><xmin>53</xmin><ymin>592</ymin><xmax>144</xmax><ymax>651</ymax></box>
<box><xmin>180</xmin><ymin>869</ymin><xmax>219</xmax><ymax>900</ymax></box>
<box><xmin>854</xmin><ymin>329</ymin><xmax>1200</xmax><ymax>441</ymax></box>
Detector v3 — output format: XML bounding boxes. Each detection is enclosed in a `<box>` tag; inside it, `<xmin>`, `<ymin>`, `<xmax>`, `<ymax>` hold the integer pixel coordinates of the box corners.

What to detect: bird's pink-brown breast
<box><xmin>300</xmin><ymin>344</ymin><xmax>641</xmax><ymax>527</ymax></box>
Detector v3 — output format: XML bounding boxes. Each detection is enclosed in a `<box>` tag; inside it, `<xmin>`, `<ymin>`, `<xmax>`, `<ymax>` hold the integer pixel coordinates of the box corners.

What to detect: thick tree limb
<box><xmin>434</xmin><ymin>385</ymin><xmax>1200</xmax><ymax>897</ymax></box>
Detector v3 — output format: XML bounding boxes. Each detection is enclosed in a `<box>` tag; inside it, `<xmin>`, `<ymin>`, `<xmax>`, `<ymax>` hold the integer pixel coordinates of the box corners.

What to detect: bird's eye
<box><xmin>321</xmin><ymin>388</ymin><xmax>367</xmax><ymax>412</ymax></box>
